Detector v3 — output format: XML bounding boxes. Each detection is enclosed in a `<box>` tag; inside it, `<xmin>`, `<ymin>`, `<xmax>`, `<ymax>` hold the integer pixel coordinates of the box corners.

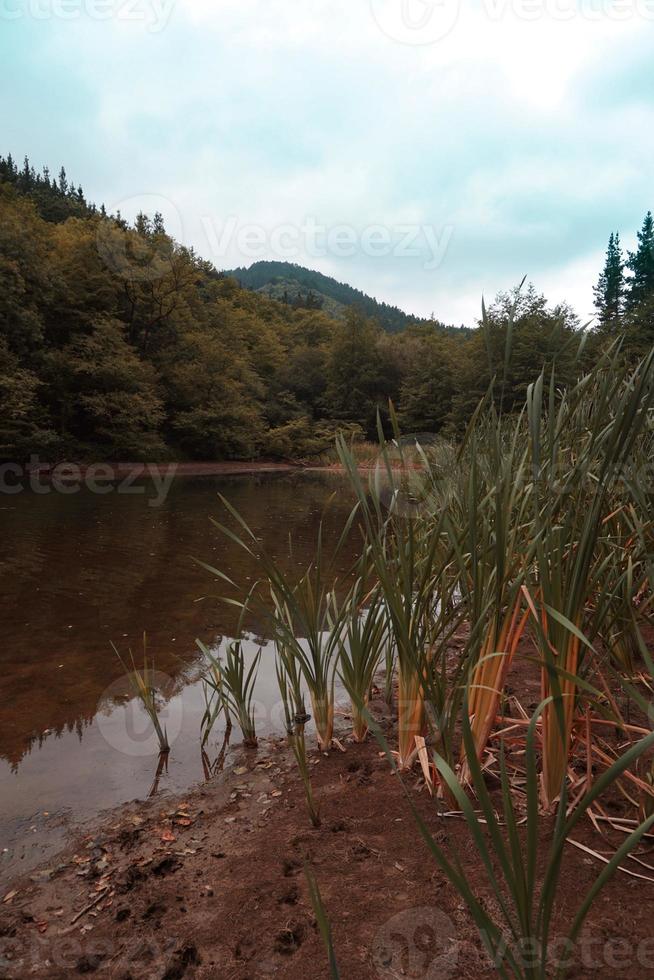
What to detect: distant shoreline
<box><xmin>22</xmin><ymin>459</ymin><xmax>416</xmax><ymax>479</ymax></box>
<box><xmin>24</xmin><ymin>460</ymin><xmax>302</xmax><ymax>478</ymax></box>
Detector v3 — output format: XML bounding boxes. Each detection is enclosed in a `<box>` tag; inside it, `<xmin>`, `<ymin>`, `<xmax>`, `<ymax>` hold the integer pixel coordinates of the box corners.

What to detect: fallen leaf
<box><xmin>160</xmin><ymin>830</ymin><xmax>176</xmax><ymax>843</ymax></box>
<box><xmin>2</xmin><ymin>890</ymin><xmax>17</xmax><ymax>904</ymax></box>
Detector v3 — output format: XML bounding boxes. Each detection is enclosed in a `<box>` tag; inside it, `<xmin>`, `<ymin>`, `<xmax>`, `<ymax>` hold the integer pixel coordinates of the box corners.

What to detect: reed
<box><xmin>373</xmin><ymin>697</ymin><xmax>654</xmax><ymax>979</ymax></box>
<box><xmin>336</xmin><ymin>423</ymin><xmax>456</xmax><ymax>768</ymax></box>
<box><xmin>276</xmin><ymin>649</ymin><xmax>321</xmax><ymax>827</ymax></box>
<box><xmin>383</xmin><ymin>640</ymin><xmax>396</xmax><ymax>707</ymax></box>
<box><xmin>199</xmin><ymin>639</ymin><xmax>261</xmax><ymax>748</ymax></box>
<box><xmin>198</xmin><ymin>651</ymin><xmax>229</xmax><ymax>748</ymax></box>
<box><xmin>453</xmin><ymin>407</ymin><xmax>532</xmax><ymax>777</ymax></box>
<box><xmin>196</xmin><ymin>322</ymin><xmax>654</xmax><ymax>821</ymax></box>
<box><xmin>112</xmin><ymin>636</ymin><xmax>169</xmax><ymax>755</ymax></box>
<box><xmin>336</xmin><ymin>579</ymin><xmax>388</xmax><ymax>742</ymax></box>
<box><xmin>305</xmin><ymin>865</ymin><xmax>340</xmax><ymax>978</ymax></box>
<box><xmin>270</xmin><ymin>566</ymin><xmax>342</xmax><ymax>752</ymax></box>
<box><xmin>526</xmin><ymin>348</ymin><xmax>654</xmax><ymax>808</ymax></box>
<box><xmin>204</xmin><ymin>494</ymin><xmax>357</xmax><ymax>752</ymax></box>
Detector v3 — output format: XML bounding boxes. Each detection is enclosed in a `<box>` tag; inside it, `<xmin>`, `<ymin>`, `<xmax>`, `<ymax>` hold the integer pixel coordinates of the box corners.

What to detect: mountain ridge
<box><xmin>224</xmin><ymin>260</ymin><xmax>443</xmax><ymax>334</ymax></box>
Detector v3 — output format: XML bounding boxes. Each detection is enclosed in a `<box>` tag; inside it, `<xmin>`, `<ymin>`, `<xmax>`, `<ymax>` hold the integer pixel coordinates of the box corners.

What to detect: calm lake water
<box><xmin>0</xmin><ymin>471</ymin><xmax>357</xmax><ymax>882</ymax></box>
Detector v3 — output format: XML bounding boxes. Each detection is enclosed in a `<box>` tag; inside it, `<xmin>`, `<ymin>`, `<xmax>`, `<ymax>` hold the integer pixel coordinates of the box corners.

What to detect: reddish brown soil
<box><xmin>1</xmin><ymin>687</ymin><xmax>652</xmax><ymax>980</ymax></box>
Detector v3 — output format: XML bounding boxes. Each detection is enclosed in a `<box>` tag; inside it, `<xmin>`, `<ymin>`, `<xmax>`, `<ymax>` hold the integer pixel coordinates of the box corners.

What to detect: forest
<box><xmin>226</xmin><ymin>259</ymin><xmax>437</xmax><ymax>332</ymax></box>
<box><xmin>2</xmin><ymin>151</ymin><xmax>654</xmax><ymax>464</ymax></box>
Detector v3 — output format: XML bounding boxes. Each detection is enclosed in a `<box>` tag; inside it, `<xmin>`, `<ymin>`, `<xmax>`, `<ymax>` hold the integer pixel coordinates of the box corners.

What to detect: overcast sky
<box><xmin>2</xmin><ymin>0</ymin><xmax>653</xmax><ymax>325</ymax></box>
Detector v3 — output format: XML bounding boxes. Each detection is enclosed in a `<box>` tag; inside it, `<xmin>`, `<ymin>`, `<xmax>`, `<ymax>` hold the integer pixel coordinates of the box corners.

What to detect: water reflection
<box><xmin>0</xmin><ymin>472</ymin><xmax>358</xmax><ymax>876</ymax></box>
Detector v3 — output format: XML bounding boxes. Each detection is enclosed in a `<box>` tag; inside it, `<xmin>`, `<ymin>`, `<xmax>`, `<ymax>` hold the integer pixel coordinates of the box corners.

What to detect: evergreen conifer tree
<box><xmin>593</xmin><ymin>231</ymin><xmax>624</xmax><ymax>329</ymax></box>
<box><xmin>626</xmin><ymin>211</ymin><xmax>654</xmax><ymax>312</ymax></box>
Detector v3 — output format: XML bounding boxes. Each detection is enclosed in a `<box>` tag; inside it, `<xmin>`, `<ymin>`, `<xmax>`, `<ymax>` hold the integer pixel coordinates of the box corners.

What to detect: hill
<box><xmin>225</xmin><ymin>260</ymin><xmax>437</xmax><ymax>334</ymax></box>
<box><xmin>1</xmin><ymin>151</ymin><xmax>587</xmax><ymax>466</ymax></box>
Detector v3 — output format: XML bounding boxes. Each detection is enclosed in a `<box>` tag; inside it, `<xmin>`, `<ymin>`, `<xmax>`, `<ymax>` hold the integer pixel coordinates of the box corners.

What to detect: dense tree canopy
<box><xmin>2</xmin><ymin>154</ymin><xmax>648</xmax><ymax>464</ymax></box>
<box><xmin>595</xmin><ymin>212</ymin><xmax>654</xmax><ymax>349</ymax></box>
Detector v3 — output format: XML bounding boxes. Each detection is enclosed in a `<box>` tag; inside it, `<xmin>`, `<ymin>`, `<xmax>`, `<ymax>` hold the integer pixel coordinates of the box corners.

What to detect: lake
<box><xmin>0</xmin><ymin>470</ymin><xmax>358</xmax><ymax>882</ymax></box>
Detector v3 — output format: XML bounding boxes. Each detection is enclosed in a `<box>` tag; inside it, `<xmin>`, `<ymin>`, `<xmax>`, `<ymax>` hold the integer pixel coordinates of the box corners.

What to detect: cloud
<box><xmin>1</xmin><ymin>0</ymin><xmax>653</xmax><ymax>323</ymax></box>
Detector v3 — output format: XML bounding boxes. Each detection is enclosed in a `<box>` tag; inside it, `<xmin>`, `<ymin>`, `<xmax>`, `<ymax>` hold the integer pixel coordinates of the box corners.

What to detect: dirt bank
<box><xmin>1</xmin><ymin>690</ymin><xmax>652</xmax><ymax>980</ymax></box>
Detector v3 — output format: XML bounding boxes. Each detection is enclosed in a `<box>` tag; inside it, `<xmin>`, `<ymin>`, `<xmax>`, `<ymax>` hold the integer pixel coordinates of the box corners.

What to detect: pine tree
<box><xmin>594</xmin><ymin>232</ymin><xmax>624</xmax><ymax>329</ymax></box>
<box><xmin>19</xmin><ymin>156</ymin><xmax>31</xmax><ymax>191</ymax></box>
<box><xmin>58</xmin><ymin>166</ymin><xmax>68</xmax><ymax>196</ymax></box>
<box><xmin>626</xmin><ymin>211</ymin><xmax>654</xmax><ymax>312</ymax></box>
<box><xmin>135</xmin><ymin>211</ymin><xmax>151</xmax><ymax>236</ymax></box>
<box><xmin>152</xmin><ymin>211</ymin><xmax>165</xmax><ymax>235</ymax></box>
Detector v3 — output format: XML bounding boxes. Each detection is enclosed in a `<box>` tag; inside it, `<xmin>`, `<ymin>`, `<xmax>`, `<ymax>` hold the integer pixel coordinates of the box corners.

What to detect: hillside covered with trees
<box><xmin>227</xmin><ymin>259</ymin><xmax>441</xmax><ymax>333</ymax></box>
<box><xmin>2</xmin><ymin>153</ymin><xmax>652</xmax><ymax>464</ymax></box>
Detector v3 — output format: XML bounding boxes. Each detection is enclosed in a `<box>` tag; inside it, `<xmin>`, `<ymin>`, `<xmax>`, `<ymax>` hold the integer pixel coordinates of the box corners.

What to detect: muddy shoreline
<box><xmin>1</xmin><ymin>693</ymin><xmax>652</xmax><ymax>980</ymax></box>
